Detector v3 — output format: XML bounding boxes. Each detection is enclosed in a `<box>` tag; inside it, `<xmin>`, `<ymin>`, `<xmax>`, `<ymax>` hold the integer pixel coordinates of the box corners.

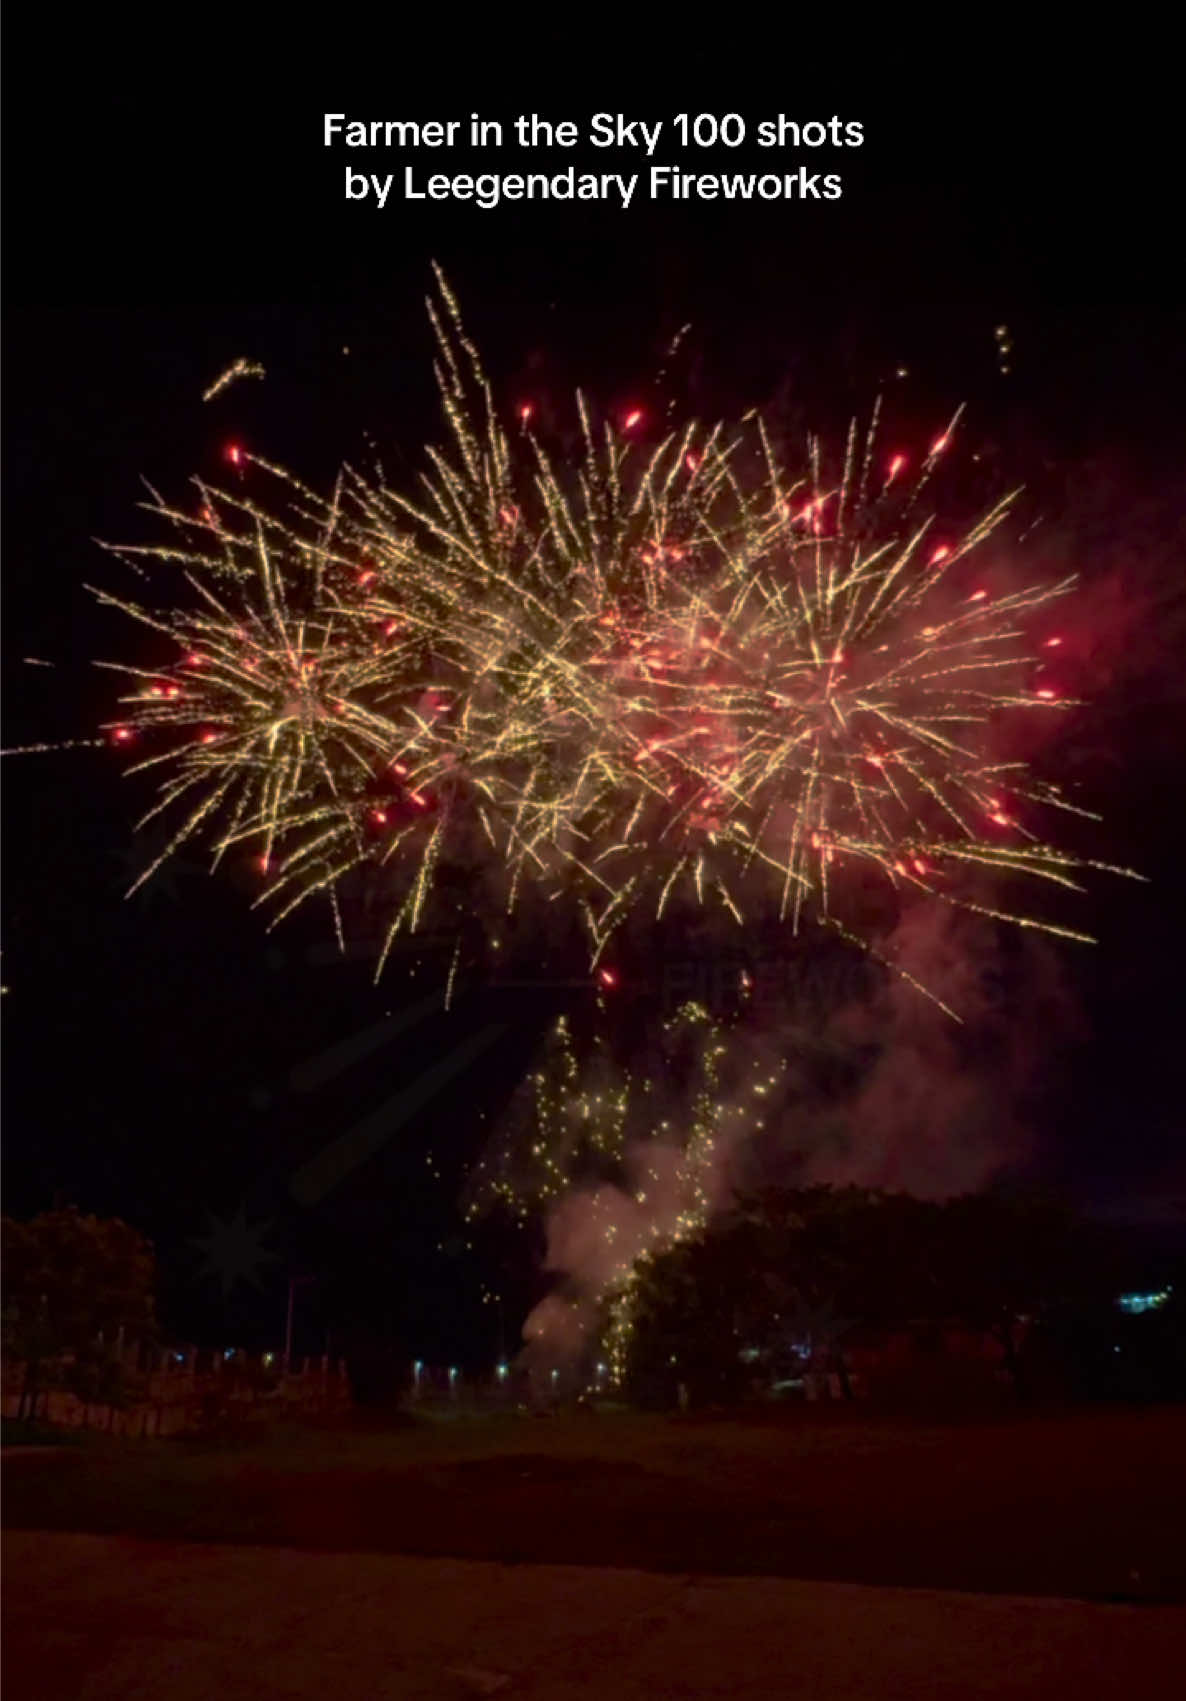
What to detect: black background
<box><xmin>4</xmin><ymin>27</ymin><xmax>1185</xmax><ymax>1364</ymax></box>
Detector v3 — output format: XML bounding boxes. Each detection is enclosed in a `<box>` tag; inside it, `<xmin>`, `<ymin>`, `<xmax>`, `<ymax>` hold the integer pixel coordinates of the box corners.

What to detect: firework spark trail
<box><xmin>202</xmin><ymin>358</ymin><xmax>266</xmax><ymax>402</ymax></box>
<box><xmin>83</xmin><ymin>269</ymin><xmax>1137</xmax><ymax>982</ymax></box>
<box><xmin>469</xmin><ymin>1000</ymin><xmax>786</xmax><ymax>1386</ymax></box>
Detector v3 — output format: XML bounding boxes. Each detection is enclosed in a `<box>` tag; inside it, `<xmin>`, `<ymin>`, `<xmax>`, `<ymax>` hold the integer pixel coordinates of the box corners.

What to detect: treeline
<box><xmin>617</xmin><ymin>1187</ymin><xmax>1184</xmax><ymax>1409</ymax></box>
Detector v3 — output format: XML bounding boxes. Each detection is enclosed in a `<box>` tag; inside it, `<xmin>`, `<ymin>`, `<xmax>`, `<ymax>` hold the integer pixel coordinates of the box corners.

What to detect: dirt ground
<box><xmin>7</xmin><ymin>1529</ymin><xmax>1186</xmax><ymax>1700</ymax></box>
<box><xmin>5</xmin><ymin>1404</ymin><xmax>1185</xmax><ymax>1602</ymax></box>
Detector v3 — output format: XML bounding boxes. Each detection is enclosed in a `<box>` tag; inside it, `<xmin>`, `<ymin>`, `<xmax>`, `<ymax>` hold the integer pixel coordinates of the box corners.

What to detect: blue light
<box><xmin>1116</xmin><ymin>1290</ymin><xmax>1170</xmax><ymax>1315</ymax></box>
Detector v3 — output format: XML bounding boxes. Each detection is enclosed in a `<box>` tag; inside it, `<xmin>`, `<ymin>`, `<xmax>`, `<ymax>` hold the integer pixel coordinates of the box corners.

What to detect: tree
<box><xmin>618</xmin><ymin>1186</ymin><xmax>1113</xmax><ymax>1408</ymax></box>
<box><xmin>931</xmin><ymin>1192</ymin><xmax>1117</xmax><ymax>1396</ymax></box>
<box><xmin>623</xmin><ymin>1231</ymin><xmax>757</xmax><ymax>1408</ymax></box>
<box><xmin>1</xmin><ymin>1208</ymin><xmax>157</xmax><ymax>1420</ymax></box>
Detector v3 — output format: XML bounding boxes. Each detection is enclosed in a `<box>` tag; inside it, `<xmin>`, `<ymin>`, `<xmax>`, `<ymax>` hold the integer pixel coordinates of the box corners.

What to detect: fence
<box><xmin>1</xmin><ymin>1348</ymin><xmax>350</xmax><ymax>1437</ymax></box>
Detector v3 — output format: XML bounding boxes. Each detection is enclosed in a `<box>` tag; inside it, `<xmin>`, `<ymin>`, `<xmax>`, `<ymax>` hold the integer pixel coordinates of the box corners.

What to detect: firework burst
<box><xmin>86</xmin><ymin>270</ymin><xmax>1134</xmax><ymax>981</ymax></box>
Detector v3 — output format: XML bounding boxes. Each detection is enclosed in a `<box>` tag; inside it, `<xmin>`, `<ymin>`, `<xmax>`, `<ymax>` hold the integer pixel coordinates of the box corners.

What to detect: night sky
<box><xmin>5</xmin><ymin>33</ymin><xmax>1185</xmax><ymax>1365</ymax></box>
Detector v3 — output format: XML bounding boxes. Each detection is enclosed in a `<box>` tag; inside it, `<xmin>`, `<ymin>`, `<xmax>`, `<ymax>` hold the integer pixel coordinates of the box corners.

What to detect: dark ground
<box><xmin>5</xmin><ymin>1405</ymin><xmax>1185</xmax><ymax>1603</ymax></box>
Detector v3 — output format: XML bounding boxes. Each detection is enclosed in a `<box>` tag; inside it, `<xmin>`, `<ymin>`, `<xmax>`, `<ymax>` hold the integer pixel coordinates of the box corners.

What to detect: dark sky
<box><xmin>4</xmin><ymin>31</ymin><xmax>1185</xmax><ymax>1360</ymax></box>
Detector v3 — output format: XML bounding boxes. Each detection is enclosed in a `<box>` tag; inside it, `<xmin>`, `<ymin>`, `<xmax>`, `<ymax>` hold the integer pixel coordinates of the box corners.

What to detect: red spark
<box><xmin>1035</xmin><ymin>688</ymin><xmax>1057</xmax><ymax>700</ymax></box>
<box><xmin>409</xmin><ymin>791</ymin><xmax>428</xmax><ymax>809</ymax></box>
<box><xmin>989</xmin><ymin>810</ymin><xmax>1011</xmax><ymax>826</ymax></box>
<box><xmin>184</xmin><ymin>653</ymin><xmax>204</xmax><ymax>668</ymax></box>
<box><xmin>518</xmin><ymin>402</ymin><xmax>534</xmax><ymax>424</ymax></box>
<box><xmin>498</xmin><ymin>505</ymin><xmax>519</xmax><ymax>528</ymax></box>
<box><xmin>200</xmin><ymin>731</ymin><xmax>217</xmax><ymax>744</ymax></box>
<box><xmin>111</xmin><ymin>726</ymin><xmax>133</xmax><ymax>744</ymax></box>
<box><xmin>391</xmin><ymin>760</ymin><xmax>409</xmax><ymax>776</ymax></box>
<box><xmin>623</xmin><ymin>409</ymin><xmax>643</xmax><ymax>431</ymax></box>
<box><xmin>969</xmin><ymin>589</ymin><xmax>988</xmax><ymax>602</ymax></box>
<box><xmin>887</xmin><ymin>454</ymin><xmax>906</xmax><ymax>482</ymax></box>
<box><xmin>931</xmin><ymin>434</ymin><xmax>950</xmax><ymax>456</ymax></box>
<box><xmin>598</xmin><ymin>968</ymin><xmax>618</xmax><ymax>988</ymax></box>
<box><xmin>226</xmin><ymin>443</ymin><xmax>244</xmax><ymax>467</ymax></box>
<box><xmin>370</xmin><ymin>808</ymin><xmax>389</xmax><ymax>826</ymax></box>
<box><xmin>685</xmin><ymin>451</ymin><xmax>700</xmax><ymax>471</ymax></box>
<box><xmin>1044</xmin><ymin>636</ymin><xmax>1063</xmax><ymax>649</ymax></box>
<box><xmin>258</xmin><ymin>854</ymin><xmax>270</xmax><ymax>873</ymax></box>
<box><xmin>930</xmin><ymin>545</ymin><xmax>950</xmax><ymax>564</ymax></box>
<box><xmin>912</xmin><ymin>857</ymin><xmax>928</xmax><ymax>874</ymax></box>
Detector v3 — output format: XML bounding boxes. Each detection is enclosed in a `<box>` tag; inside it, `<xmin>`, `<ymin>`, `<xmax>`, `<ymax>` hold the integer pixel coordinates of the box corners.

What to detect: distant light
<box><xmin>496</xmin><ymin>1361</ymin><xmax>508</xmax><ymax>1380</ymax></box>
<box><xmin>1117</xmin><ymin>1290</ymin><xmax>1170</xmax><ymax>1315</ymax></box>
<box><xmin>413</xmin><ymin>1359</ymin><xmax>423</xmax><ymax>1376</ymax></box>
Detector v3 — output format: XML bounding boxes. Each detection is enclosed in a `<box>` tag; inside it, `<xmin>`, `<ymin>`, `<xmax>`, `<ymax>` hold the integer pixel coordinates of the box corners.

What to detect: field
<box><xmin>5</xmin><ymin>1403</ymin><xmax>1185</xmax><ymax>1603</ymax></box>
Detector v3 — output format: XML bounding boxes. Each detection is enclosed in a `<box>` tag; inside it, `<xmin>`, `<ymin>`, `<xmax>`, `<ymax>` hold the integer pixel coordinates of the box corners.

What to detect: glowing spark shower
<box><xmin>89</xmin><ymin>270</ymin><xmax>1133</xmax><ymax>978</ymax></box>
<box><xmin>469</xmin><ymin>1000</ymin><xmax>779</xmax><ymax>1385</ymax></box>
